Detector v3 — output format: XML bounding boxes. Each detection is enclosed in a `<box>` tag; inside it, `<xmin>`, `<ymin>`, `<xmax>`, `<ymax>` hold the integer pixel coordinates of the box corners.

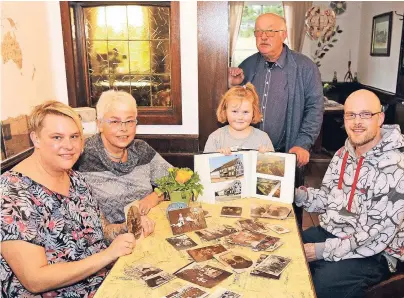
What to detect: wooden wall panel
<box><xmin>197</xmin><ymin>1</ymin><xmax>229</xmax><ymax>150</ymax></box>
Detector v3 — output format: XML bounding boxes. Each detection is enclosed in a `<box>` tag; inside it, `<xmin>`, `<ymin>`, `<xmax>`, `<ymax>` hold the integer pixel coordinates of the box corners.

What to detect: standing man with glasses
<box><xmin>76</xmin><ymin>90</ymin><xmax>171</xmax><ymax>242</ymax></box>
<box><xmin>295</xmin><ymin>89</ymin><xmax>404</xmax><ymax>298</ymax></box>
<box><xmin>229</xmin><ymin>13</ymin><xmax>324</xmax><ymax>226</ymax></box>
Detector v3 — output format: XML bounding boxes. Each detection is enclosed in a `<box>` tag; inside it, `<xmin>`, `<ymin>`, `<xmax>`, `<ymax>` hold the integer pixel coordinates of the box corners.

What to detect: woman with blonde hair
<box><xmin>0</xmin><ymin>101</ymin><xmax>135</xmax><ymax>297</ymax></box>
<box><xmin>76</xmin><ymin>90</ymin><xmax>171</xmax><ymax>241</ymax></box>
<box><xmin>204</xmin><ymin>82</ymin><xmax>274</xmax><ymax>154</ymax></box>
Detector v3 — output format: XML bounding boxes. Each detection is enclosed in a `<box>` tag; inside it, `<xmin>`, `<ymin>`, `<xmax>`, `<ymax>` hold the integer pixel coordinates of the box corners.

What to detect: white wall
<box><xmin>0</xmin><ymin>1</ymin><xmax>199</xmax><ymax>134</ymax></box>
<box><xmin>301</xmin><ymin>1</ymin><xmax>403</xmax><ymax>93</ymax></box>
<box><xmin>357</xmin><ymin>2</ymin><xmax>403</xmax><ymax>93</ymax></box>
<box><xmin>0</xmin><ymin>1</ymin><xmax>68</xmax><ymax>120</ymax></box>
<box><xmin>301</xmin><ymin>1</ymin><xmax>363</xmax><ymax>82</ymax></box>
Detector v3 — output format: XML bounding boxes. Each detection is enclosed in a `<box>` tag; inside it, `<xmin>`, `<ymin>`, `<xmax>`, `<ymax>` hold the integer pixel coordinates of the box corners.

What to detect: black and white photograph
<box><xmin>209</xmin><ymin>155</ymin><xmax>244</xmax><ymax>183</ymax></box>
<box><xmin>214</xmin><ymin>180</ymin><xmax>242</xmax><ymax>202</ymax></box>
<box><xmin>250</xmin><ymin>255</ymin><xmax>281</xmax><ymax>280</ymax></box>
<box><xmin>253</xmin><ymin>255</ymin><xmax>291</xmax><ymax>277</ymax></box>
<box><xmin>214</xmin><ymin>251</ymin><xmax>254</xmax><ymax>273</ymax></box>
<box><xmin>164</xmin><ymin>285</ymin><xmax>209</xmax><ymax>298</ymax></box>
<box><xmin>124</xmin><ymin>264</ymin><xmax>175</xmax><ymax>288</ymax></box>
<box><xmin>168</xmin><ymin>207</ymin><xmax>207</xmax><ymax>235</ymax></box>
<box><xmin>166</xmin><ymin>234</ymin><xmax>198</xmax><ymax>250</ymax></box>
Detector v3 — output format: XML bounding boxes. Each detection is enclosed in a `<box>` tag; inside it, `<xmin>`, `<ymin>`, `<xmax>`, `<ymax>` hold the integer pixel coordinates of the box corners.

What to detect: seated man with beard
<box><xmin>295</xmin><ymin>89</ymin><xmax>404</xmax><ymax>298</ymax></box>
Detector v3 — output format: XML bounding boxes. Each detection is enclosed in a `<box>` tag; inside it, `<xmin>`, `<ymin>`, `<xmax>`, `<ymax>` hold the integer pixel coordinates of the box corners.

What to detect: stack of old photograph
<box><xmin>194</xmin><ymin>151</ymin><xmax>296</xmax><ymax>204</ymax></box>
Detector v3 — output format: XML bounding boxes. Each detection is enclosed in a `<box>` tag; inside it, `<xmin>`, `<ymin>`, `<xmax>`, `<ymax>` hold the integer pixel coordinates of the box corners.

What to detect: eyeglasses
<box><xmin>343</xmin><ymin>111</ymin><xmax>382</xmax><ymax>120</ymax></box>
<box><xmin>254</xmin><ymin>29</ymin><xmax>285</xmax><ymax>38</ymax></box>
<box><xmin>103</xmin><ymin>119</ymin><xmax>138</xmax><ymax>129</ymax></box>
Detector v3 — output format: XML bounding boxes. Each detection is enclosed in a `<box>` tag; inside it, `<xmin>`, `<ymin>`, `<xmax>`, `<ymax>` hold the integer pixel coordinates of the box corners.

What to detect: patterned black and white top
<box><xmin>0</xmin><ymin>170</ymin><xmax>108</xmax><ymax>297</ymax></box>
<box><xmin>76</xmin><ymin>134</ymin><xmax>171</xmax><ymax>224</ymax></box>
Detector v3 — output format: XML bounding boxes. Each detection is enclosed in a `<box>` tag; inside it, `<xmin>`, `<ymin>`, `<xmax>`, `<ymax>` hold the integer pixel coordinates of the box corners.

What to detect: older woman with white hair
<box><xmin>76</xmin><ymin>90</ymin><xmax>171</xmax><ymax>241</ymax></box>
<box><xmin>0</xmin><ymin>101</ymin><xmax>135</xmax><ymax>297</ymax></box>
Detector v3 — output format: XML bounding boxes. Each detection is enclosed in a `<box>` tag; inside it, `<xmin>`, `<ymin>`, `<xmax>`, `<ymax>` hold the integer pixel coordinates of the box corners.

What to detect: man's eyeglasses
<box><xmin>343</xmin><ymin>111</ymin><xmax>382</xmax><ymax>120</ymax></box>
<box><xmin>254</xmin><ymin>29</ymin><xmax>285</xmax><ymax>38</ymax></box>
<box><xmin>103</xmin><ymin>119</ymin><xmax>138</xmax><ymax>129</ymax></box>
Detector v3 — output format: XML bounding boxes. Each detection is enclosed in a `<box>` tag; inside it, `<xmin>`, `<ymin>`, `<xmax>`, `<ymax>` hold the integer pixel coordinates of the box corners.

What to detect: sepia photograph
<box><xmin>250</xmin><ymin>255</ymin><xmax>281</xmax><ymax>280</ymax></box>
<box><xmin>166</xmin><ymin>234</ymin><xmax>198</xmax><ymax>251</ymax></box>
<box><xmin>124</xmin><ymin>264</ymin><xmax>175</xmax><ymax>288</ymax></box>
<box><xmin>250</xmin><ymin>204</ymin><xmax>291</xmax><ymax>220</ymax></box>
<box><xmin>256</xmin><ymin>177</ymin><xmax>281</xmax><ymax>197</ymax></box>
<box><xmin>227</xmin><ymin>230</ymin><xmax>267</xmax><ymax>247</ymax></box>
<box><xmin>236</xmin><ymin>219</ymin><xmax>270</xmax><ymax>234</ymax></box>
<box><xmin>253</xmin><ymin>255</ymin><xmax>291</xmax><ymax>277</ymax></box>
<box><xmin>214</xmin><ymin>180</ymin><xmax>242</xmax><ymax>202</ymax></box>
<box><xmin>209</xmin><ymin>154</ymin><xmax>244</xmax><ymax>183</ymax></box>
<box><xmin>256</xmin><ymin>154</ymin><xmax>285</xmax><ymax>176</ymax></box>
<box><xmin>195</xmin><ymin>225</ymin><xmax>238</xmax><ymax>241</ymax></box>
<box><xmin>168</xmin><ymin>207</ymin><xmax>207</xmax><ymax>235</ymax></box>
<box><xmin>209</xmin><ymin>287</ymin><xmax>242</xmax><ymax>298</ymax></box>
<box><xmin>267</xmin><ymin>224</ymin><xmax>290</xmax><ymax>234</ymax></box>
<box><xmin>187</xmin><ymin>244</ymin><xmax>228</xmax><ymax>262</ymax></box>
<box><xmin>164</xmin><ymin>285</ymin><xmax>209</xmax><ymax>298</ymax></box>
<box><xmin>220</xmin><ymin>206</ymin><xmax>242</xmax><ymax>218</ymax></box>
<box><xmin>144</xmin><ymin>271</ymin><xmax>175</xmax><ymax>289</ymax></box>
<box><xmin>214</xmin><ymin>251</ymin><xmax>254</xmax><ymax>273</ymax></box>
<box><xmin>174</xmin><ymin>263</ymin><xmax>232</xmax><ymax>288</ymax></box>
<box><xmin>126</xmin><ymin>205</ymin><xmax>143</xmax><ymax>239</ymax></box>
<box><xmin>251</xmin><ymin>235</ymin><xmax>283</xmax><ymax>252</ymax></box>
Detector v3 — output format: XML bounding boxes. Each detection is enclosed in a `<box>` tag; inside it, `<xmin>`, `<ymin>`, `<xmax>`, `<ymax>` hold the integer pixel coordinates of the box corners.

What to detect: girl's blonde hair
<box><xmin>216</xmin><ymin>82</ymin><xmax>262</xmax><ymax>124</ymax></box>
<box><xmin>96</xmin><ymin>90</ymin><xmax>137</xmax><ymax>120</ymax></box>
<box><xmin>29</xmin><ymin>101</ymin><xmax>84</xmax><ymax>143</ymax></box>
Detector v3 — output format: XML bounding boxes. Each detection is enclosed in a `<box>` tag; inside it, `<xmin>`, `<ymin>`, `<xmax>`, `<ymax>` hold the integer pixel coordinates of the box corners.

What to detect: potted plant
<box><xmin>155</xmin><ymin>167</ymin><xmax>204</xmax><ymax>205</ymax></box>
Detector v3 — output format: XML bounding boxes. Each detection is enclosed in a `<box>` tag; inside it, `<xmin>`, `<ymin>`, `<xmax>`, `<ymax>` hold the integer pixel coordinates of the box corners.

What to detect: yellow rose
<box><xmin>175</xmin><ymin>169</ymin><xmax>193</xmax><ymax>184</ymax></box>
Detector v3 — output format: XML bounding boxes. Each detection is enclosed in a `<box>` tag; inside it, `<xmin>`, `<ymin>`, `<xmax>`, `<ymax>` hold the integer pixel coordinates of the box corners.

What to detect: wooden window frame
<box><xmin>60</xmin><ymin>1</ymin><xmax>182</xmax><ymax>125</ymax></box>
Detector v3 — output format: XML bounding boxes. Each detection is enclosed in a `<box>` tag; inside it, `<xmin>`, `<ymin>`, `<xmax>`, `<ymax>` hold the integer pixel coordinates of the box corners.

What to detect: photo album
<box><xmin>194</xmin><ymin>151</ymin><xmax>296</xmax><ymax>204</ymax></box>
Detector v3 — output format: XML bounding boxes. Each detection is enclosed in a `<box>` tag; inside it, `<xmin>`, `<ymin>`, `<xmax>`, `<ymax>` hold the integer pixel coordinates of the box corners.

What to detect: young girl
<box><xmin>204</xmin><ymin>83</ymin><xmax>274</xmax><ymax>154</ymax></box>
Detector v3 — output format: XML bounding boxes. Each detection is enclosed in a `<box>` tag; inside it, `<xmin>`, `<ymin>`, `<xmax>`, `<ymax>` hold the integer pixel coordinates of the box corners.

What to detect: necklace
<box><xmin>104</xmin><ymin>148</ymin><xmax>126</xmax><ymax>164</ymax></box>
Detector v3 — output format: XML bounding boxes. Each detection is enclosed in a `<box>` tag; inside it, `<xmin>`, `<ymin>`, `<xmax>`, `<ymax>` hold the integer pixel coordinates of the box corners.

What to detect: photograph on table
<box><xmin>168</xmin><ymin>207</ymin><xmax>207</xmax><ymax>235</ymax></box>
<box><xmin>220</xmin><ymin>206</ymin><xmax>242</xmax><ymax>217</ymax></box>
<box><xmin>236</xmin><ymin>218</ymin><xmax>271</xmax><ymax>234</ymax></box>
<box><xmin>251</xmin><ymin>235</ymin><xmax>283</xmax><ymax>252</ymax></box>
<box><xmin>256</xmin><ymin>177</ymin><xmax>281</xmax><ymax>197</ymax></box>
<box><xmin>209</xmin><ymin>287</ymin><xmax>242</xmax><ymax>298</ymax></box>
<box><xmin>195</xmin><ymin>225</ymin><xmax>238</xmax><ymax>241</ymax></box>
<box><xmin>256</xmin><ymin>154</ymin><xmax>285</xmax><ymax>177</ymax></box>
<box><xmin>214</xmin><ymin>250</ymin><xmax>254</xmax><ymax>273</ymax></box>
<box><xmin>214</xmin><ymin>180</ymin><xmax>242</xmax><ymax>202</ymax></box>
<box><xmin>166</xmin><ymin>234</ymin><xmax>198</xmax><ymax>251</ymax></box>
<box><xmin>123</xmin><ymin>264</ymin><xmax>175</xmax><ymax>288</ymax></box>
<box><xmin>250</xmin><ymin>255</ymin><xmax>281</xmax><ymax>279</ymax></box>
<box><xmin>164</xmin><ymin>284</ymin><xmax>209</xmax><ymax>298</ymax></box>
<box><xmin>174</xmin><ymin>263</ymin><xmax>233</xmax><ymax>288</ymax></box>
<box><xmin>267</xmin><ymin>224</ymin><xmax>290</xmax><ymax>234</ymax></box>
<box><xmin>209</xmin><ymin>154</ymin><xmax>244</xmax><ymax>183</ymax></box>
<box><xmin>226</xmin><ymin>230</ymin><xmax>267</xmax><ymax>247</ymax></box>
<box><xmin>250</xmin><ymin>204</ymin><xmax>291</xmax><ymax>220</ymax></box>
<box><xmin>187</xmin><ymin>244</ymin><xmax>227</xmax><ymax>262</ymax></box>
<box><xmin>253</xmin><ymin>255</ymin><xmax>291</xmax><ymax>277</ymax></box>
<box><xmin>126</xmin><ymin>205</ymin><xmax>143</xmax><ymax>240</ymax></box>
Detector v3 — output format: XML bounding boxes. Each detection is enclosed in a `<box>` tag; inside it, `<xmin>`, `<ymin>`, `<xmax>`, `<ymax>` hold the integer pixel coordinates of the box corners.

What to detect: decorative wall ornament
<box><xmin>305</xmin><ymin>6</ymin><xmax>342</xmax><ymax>67</ymax></box>
<box><xmin>330</xmin><ymin>2</ymin><xmax>347</xmax><ymax>16</ymax></box>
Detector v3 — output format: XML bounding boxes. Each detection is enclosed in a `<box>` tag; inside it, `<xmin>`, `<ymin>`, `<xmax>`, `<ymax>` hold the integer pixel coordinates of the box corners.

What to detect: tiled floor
<box><xmin>302</xmin><ymin>161</ymin><xmax>329</xmax><ymax>230</ymax></box>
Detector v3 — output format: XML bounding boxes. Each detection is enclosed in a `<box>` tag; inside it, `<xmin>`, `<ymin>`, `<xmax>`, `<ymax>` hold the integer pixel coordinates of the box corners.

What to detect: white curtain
<box><xmin>229</xmin><ymin>1</ymin><xmax>244</xmax><ymax>66</ymax></box>
<box><xmin>283</xmin><ymin>1</ymin><xmax>312</xmax><ymax>52</ymax></box>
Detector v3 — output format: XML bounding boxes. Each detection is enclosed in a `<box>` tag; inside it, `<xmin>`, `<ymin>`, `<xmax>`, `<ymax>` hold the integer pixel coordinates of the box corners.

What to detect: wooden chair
<box><xmin>365</xmin><ymin>268</ymin><xmax>404</xmax><ymax>298</ymax></box>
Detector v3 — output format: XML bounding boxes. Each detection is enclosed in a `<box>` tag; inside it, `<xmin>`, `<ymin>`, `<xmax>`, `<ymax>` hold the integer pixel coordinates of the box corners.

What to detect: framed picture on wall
<box><xmin>370</xmin><ymin>12</ymin><xmax>393</xmax><ymax>56</ymax></box>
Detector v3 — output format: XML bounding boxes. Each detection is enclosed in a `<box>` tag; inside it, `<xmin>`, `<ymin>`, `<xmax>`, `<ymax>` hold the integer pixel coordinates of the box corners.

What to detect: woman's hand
<box><xmin>138</xmin><ymin>192</ymin><xmax>162</xmax><ymax>215</ymax></box>
<box><xmin>218</xmin><ymin>148</ymin><xmax>232</xmax><ymax>155</ymax></box>
<box><xmin>141</xmin><ymin>215</ymin><xmax>155</xmax><ymax>237</ymax></box>
<box><xmin>106</xmin><ymin>233</ymin><xmax>136</xmax><ymax>261</ymax></box>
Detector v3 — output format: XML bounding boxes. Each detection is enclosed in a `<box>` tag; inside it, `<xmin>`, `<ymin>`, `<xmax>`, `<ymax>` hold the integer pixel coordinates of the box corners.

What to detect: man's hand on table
<box><xmin>304</xmin><ymin>243</ymin><xmax>316</xmax><ymax>262</ymax></box>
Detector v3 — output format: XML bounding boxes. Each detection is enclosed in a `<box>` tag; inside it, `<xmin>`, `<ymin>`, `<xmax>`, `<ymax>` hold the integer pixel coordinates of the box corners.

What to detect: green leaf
<box><xmin>332</xmin><ymin>39</ymin><xmax>338</xmax><ymax>42</ymax></box>
<box><xmin>324</xmin><ymin>48</ymin><xmax>329</xmax><ymax>52</ymax></box>
<box><xmin>328</xmin><ymin>44</ymin><xmax>334</xmax><ymax>47</ymax></box>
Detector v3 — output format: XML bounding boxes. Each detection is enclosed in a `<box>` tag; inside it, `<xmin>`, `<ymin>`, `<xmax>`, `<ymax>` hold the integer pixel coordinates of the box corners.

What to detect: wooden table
<box><xmin>94</xmin><ymin>198</ymin><xmax>316</xmax><ymax>298</ymax></box>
